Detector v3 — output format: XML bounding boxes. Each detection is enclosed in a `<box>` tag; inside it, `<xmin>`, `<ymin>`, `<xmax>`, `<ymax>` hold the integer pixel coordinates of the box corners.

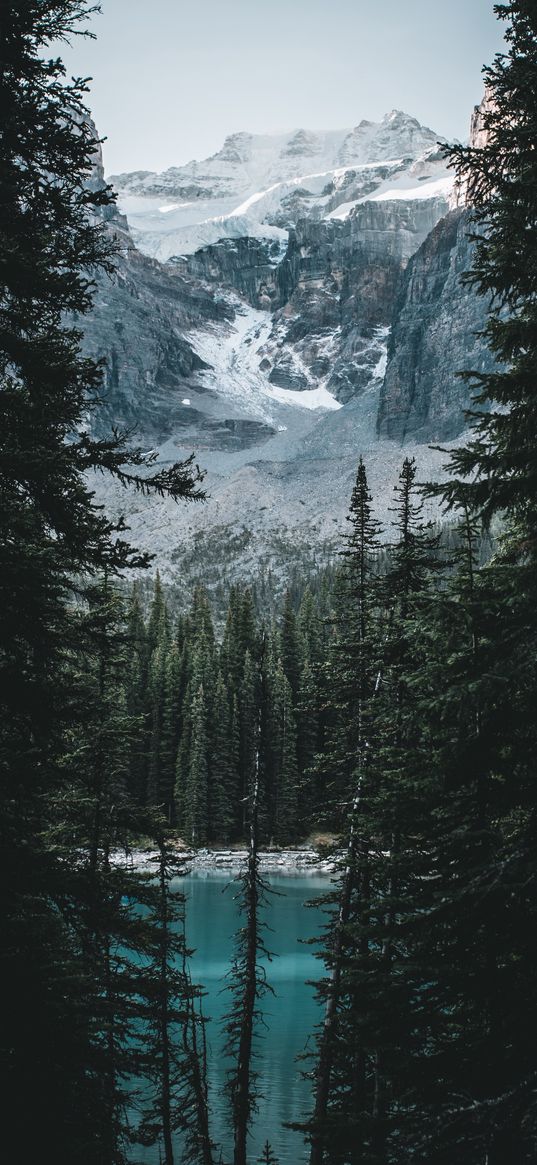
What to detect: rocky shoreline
<box><xmin>191</xmin><ymin>847</ymin><xmax>334</xmax><ymax>875</ymax></box>
<box><xmin>117</xmin><ymin>846</ymin><xmax>335</xmax><ymax>876</ymax></box>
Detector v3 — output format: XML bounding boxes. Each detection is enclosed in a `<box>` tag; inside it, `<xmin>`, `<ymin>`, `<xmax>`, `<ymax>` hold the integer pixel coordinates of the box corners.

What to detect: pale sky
<box><xmin>59</xmin><ymin>0</ymin><xmax>506</xmax><ymax>176</ymax></box>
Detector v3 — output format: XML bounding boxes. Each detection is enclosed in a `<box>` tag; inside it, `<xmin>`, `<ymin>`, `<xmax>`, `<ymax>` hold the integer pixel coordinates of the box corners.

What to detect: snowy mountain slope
<box><xmin>111</xmin><ymin>112</ymin><xmax>443</xmax><ymax>199</ymax></box>
<box><xmin>182</xmin><ymin>297</ymin><xmax>343</xmax><ymax>425</ymax></box>
<box><xmin>110</xmin><ymin>111</ymin><xmax>453</xmax><ymax>259</ymax></box>
<box><xmin>79</xmin><ymin>105</ymin><xmax>492</xmax><ymax>594</ymax></box>
<box><xmin>91</xmin><ymin>374</ymin><xmax>455</xmax><ymax>598</ymax></box>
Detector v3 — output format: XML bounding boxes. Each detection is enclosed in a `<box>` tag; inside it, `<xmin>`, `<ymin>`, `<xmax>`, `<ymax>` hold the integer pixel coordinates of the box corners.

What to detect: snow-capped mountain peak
<box><xmin>110</xmin><ymin>111</ymin><xmax>452</xmax><ymax>261</ymax></box>
<box><xmin>337</xmin><ymin>109</ymin><xmax>441</xmax><ymax>166</ymax></box>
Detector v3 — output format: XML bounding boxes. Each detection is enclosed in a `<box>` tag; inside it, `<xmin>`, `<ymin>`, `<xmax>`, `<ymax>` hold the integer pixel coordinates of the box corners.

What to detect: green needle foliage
<box><xmin>123</xmin><ymin>577</ymin><xmax>328</xmax><ymax>845</ymax></box>
<box><xmin>304</xmin><ymin>8</ymin><xmax>537</xmax><ymax>1163</ymax></box>
<box><xmin>137</xmin><ymin>829</ymin><xmax>215</xmax><ymax>1165</ymax></box>
<box><xmin>419</xmin><ymin>4</ymin><xmax>537</xmax><ymax>1158</ymax></box>
<box><xmin>0</xmin><ymin>4</ymin><xmax>204</xmax><ymax>1161</ymax></box>
<box><xmin>223</xmin><ymin>640</ymin><xmax>275</xmax><ymax>1165</ymax></box>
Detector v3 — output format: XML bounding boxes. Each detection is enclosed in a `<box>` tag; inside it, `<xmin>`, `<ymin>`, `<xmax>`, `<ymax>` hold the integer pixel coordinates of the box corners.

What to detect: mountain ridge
<box><xmin>109</xmin><ymin>110</ymin><xmax>453</xmax><ymax>260</ymax></box>
<box><xmin>81</xmin><ymin>101</ymin><xmax>490</xmax><ymax>596</ymax></box>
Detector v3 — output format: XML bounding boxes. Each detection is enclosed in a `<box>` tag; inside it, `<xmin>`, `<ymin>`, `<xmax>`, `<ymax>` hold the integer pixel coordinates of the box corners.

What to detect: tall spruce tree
<box><xmin>280</xmin><ymin>589</ymin><xmax>303</xmax><ymax>706</ymax></box>
<box><xmin>224</xmin><ymin>636</ymin><xmax>274</xmax><ymax>1165</ymax></box>
<box><xmin>390</xmin><ymin>508</ymin><xmax>508</xmax><ymax>1163</ymax></box>
<box><xmin>306</xmin><ymin>459</ymin><xmax>444</xmax><ymax>1165</ymax></box>
<box><xmin>270</xmin><ymin>660</ymin><xmax>299</xmax><ymax>843</ymax></box>
<box><xmin>184</xmin><ymin>683</ymin><xmax>210</xmax><ymax>848</ymax></box>
<box><xmin>0</xmin><ymin>4</ymin><xmax>204</xmax><ymax>1159</ymax></box>
<box><xmin>124</xmin><ymin>584</ymin><xmax>149</xmax><ymax>804</ymax></box>
<box><xmin>210</xmin><ymin>672</ymin><xmax>237</xmax><ymax>842</ymax></box>
<box><xmin>239</xmin><ymin>650</ymin><xmax>260</xmax><ymax>835</ymax></box>
<box><xmin>58</xmin><ymin>576</ymin><xmax>161</xmax><ymax>1165</ymax></box>
<box><xmin>306</xmin><ymin>459</ymin><xmax>383</xmax><ymax>1165</ymax></box>
<box><xmin>360</xmin><ymin>459</ymin><xmax>441</xmax><ymax>1164</ymax></box>
<box><xmin>417</xmin><ymin>5</ymin><xmax>537</xmax><ymax>1155</ymax></box>
<box><xmin>138</xmin><ymin>829</ymin><xmax>215</xmax><ymax>1165</ymax></box>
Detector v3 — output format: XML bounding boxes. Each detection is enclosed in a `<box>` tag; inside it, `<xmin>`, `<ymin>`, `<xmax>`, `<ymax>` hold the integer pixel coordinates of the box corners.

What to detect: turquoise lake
<box><xmin>139</xmin><ymin>870</ymin><xmax>330</xmax><ymax>1164</ymax></box>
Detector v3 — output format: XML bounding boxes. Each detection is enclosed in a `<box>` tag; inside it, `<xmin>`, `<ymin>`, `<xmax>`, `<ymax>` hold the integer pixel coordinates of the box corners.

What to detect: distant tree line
<box><xmin>118</xmin><ymin>576</ymin><xmax>330</xmax><ymax>845</ymax></box>
<box><xmin>115</xmin><ymin>519</ymin><xmax>495</xmax><ymax>850</ymax></box>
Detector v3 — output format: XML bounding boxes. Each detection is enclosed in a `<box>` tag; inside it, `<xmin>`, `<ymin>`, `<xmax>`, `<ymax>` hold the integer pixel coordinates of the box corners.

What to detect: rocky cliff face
<box><xmin>374</xmin><ymin>94</ymin><xmax>497</xmax><ymax>443</ymax></box>
<box><xmin>84</xmin><ymin>131</ymin><xmax>281</xmax><ymax>448</ymax></box>
<box><xmin>82</xmin><ymin>249</ymin><xmax>229</xmax><ymax>440</ymax></box>
<box><xmin>79</xmin><ymin>108</ymin><xmax>493</xmax><ymax>591</ymax></box>
<box><xmin>166</xmin><ymin>196</ymin><xmax>449</xmax><ymax>409</ymax></box>
<box><xmin>172</xmin><ymin>237</ymin><xmax>284</xmax><ymax>311</ymax></box>
<box><xmin>377</xmin><ymin>211</ymin><xmax>494</xmax><ymax>442</ymax></box>
<box><xmin>263</xmin><ymin>198</ymin><xmax>448</xmax><ymax>403</ymax></box>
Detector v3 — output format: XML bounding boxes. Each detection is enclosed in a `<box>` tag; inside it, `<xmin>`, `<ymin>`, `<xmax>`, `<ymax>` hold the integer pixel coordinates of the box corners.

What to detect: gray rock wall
<box><xmin>82</xmin><ymin>125</ymin><xmax>490</xmax><ymax>454</ymax></box>
<box><xmin>81</xmin><ymin>244</ymin><xmax>231</xmax><ymax>440</ymax></box>
<box><xmin>174</xmin><ymin>237</ymin><xmax>283</xmax><ymax>310</ymax></box>
<box><xmin>265</xmin><ymin>198</ymin><xmax>448</xmax><ymax>403</ymax></box>
<box><xmin>377</xmin><ymin>209</ymin><xmax>495</xmax><ymax>441</ymax></box>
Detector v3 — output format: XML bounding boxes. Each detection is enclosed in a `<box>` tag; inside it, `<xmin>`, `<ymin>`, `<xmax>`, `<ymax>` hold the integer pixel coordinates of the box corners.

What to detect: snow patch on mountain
<box><xmin>327</xmin><ymin>173</ymin><xmax>454</xmax><ymax>220</ymax></box>
<box><xmin>127</xmin><ymin>205</ymin><xmax>288</xmax><ymax>263</ymax></box>
<box><xmin>111</xmin><ymin>112</ymin><xmax>453</xmax><ymax>260</ymax></box>
<box><xmin>184</xmin><ymin>300</ymin><xmax>342</xmax><ymax>428</ymax></box>
<box><xmin>265</xmin><ymin>384</ymin><xmax>342</xmax><ymax>411</ymax></box>
<box><xmin>185</xmin><ymin>304</ymin><xmax>275</xmax><ymax>421</ymax></box>
<box><xmin>184</xmin><ymin>297</ymin><xmax>345</xmax><ymax>422</ymax></box>
<box><xmin>372</xmin><ymin>173</ymin><xmax>454</xmax><ymax>203</ymax></box>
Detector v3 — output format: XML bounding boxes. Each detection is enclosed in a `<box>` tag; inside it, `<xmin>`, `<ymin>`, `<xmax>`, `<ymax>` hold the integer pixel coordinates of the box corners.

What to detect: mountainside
<box><xmin>111</xmin><ymin>110</ymin><xmax>452</xmax><ymax>259</ymax></box>
<box><xmin>378</xmin><ymin>208</ymin><xmax>495</xmax><ymax>441</ymax></box>
<box><xmin>82</xmin><ymin>105</ymin><xmax>491</xmax><ymax>595</ymax></box>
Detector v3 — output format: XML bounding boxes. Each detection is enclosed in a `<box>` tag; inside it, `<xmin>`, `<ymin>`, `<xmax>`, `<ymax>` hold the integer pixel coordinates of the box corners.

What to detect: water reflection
<box><xmin>160</xmin><ymin>872</ymin><xmax>327</xmax><ymax>1164</ymax></box>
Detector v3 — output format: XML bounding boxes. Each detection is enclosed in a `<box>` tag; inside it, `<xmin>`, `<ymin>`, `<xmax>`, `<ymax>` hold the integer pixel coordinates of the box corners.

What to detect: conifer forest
<box><xmin>2</xmin><ymin>3</ymin><xmax>537</xmax><ymax>1164</ymax></box>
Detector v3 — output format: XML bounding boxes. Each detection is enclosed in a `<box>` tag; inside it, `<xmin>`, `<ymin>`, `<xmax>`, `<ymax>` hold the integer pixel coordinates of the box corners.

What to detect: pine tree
<box><xmin>184</xmin><ymin>684</ymin><xmax>210</xmax><ymax>848</ymax></box>
<box><xmin>238</xmin><ymin>589</ymin><xmax>257</xmax><ymax>667</ymax></box>
<box><xmin>361</xmin><ymin>459</ymin><xmax>441</xmax><ymax>1163</ymax></box>
<box><xmin>125</xmin><ymin>585</ymin><xmax>149</xmax><ymax>804</ymax></box>
<box><xmin>137</xmin><ymin>829</ymin><xmax>215</xmax><ymax>1165</ymax></box>
<box><xmin>221</xmin><ymin>588</ymin><xmax>257</xmax><ymax>674</ymax></box>
<box><xmin>147</xmin><ymin>573</ymin><xmax>169</xmax><ymax>654</ymax></box>
<box><xmin>296</xmin><ymin>658</ymin><xmax>320</xmax><ymax>825</ymax></box>
<box><xmin>210</xmin><ymin>672</ymin><xmax>237</xmax><ymax>842</ymax></box>
<box><xmin>172</xmin><ymin>589</ymin><xmax>220</xmax><ymax>842</ymax></box>
<box><xmin>239</xmin><ymin>650</ymin><xmax>260</xmax><ymax>835</ymax></box>
<box><xmin>59</xmin><ymin>576</ymin><xmax>156</xmax><ymax>1164</ymax></box>
<box><xmin>224</xmin><ymin>636</ymin><xmax>274</xmax><ymax>1165</ymax></box>
<box><xmin>305</xmin><ymin>459</ymin><xmax>443</xmax><ymax>1165</ymax></box>
<box><xmin>147</xmin><ymin>601</ymin><xmax>172</xmax><ymax>807</ymax></box>
<box><xmin>390</xmin><ymin>508</ymin><xmax>506</xmax><ymax>1163</ymax></box>
<box><xmin>306</xmin><ymin>459</ymin><xmax>383</xmax><ymax>1165</ymax></box>
<box><xmin>158</xmin><ymin>641</ymin><xmax>184</xmax><ymax>824</ymax></box>
<box><xmin>268</xmin><ymin>661</ymin><xmax>299</xmax><ymax>843</ymax></box>
<box><xmin>0</xmin><ymin>5</ymin><xmax>205</xmax><ymax>1158</ymax></box>
<box><xmin>417</xmin><ymin>6</ymin><xmax>537</xmax><ymax>1157</ymax></box>
<box><xmin>280</xmin><ymin>589</ymin><xmax>303</xmax><ymax>706</ymax></box>
<box><xmin>174</xmin><ymin>680</ymin><xmax>193</xmax><ymax>842</ymax></box>
<box><xmin>298</xmin><ymin>587</ymin><xmax>323</xmax><ymax>667</ymax></box>
<box><xmin>439</xmin><ymin>3</ymin><xmax>537</xmax><ymax>540</ymax></box>
<box><xmin>296</xmin><ymin>587</ymin><xmax>324</xmax><ymax>815</ymax></box>
<box><xmin>320</xmin><ymin>457</ymin><xmax>383</xmax><ymax>818</ymax></box>
<box><xmin>230</xmin><ymin>692</ymin><xmax>242</xmax><ymax>838</ymax></box>
<box><xmin>257</xmin><ymin>1142</ymin><xmax>279</xmax><ymax>1165</ymax></box>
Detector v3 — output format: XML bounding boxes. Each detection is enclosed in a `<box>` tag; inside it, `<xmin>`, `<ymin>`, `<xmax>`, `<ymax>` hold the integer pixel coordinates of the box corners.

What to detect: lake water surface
<box><xmin>173</xmin><ymin>870</ymin><xmax>329</xmax><ymax>1164</ymax></box>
